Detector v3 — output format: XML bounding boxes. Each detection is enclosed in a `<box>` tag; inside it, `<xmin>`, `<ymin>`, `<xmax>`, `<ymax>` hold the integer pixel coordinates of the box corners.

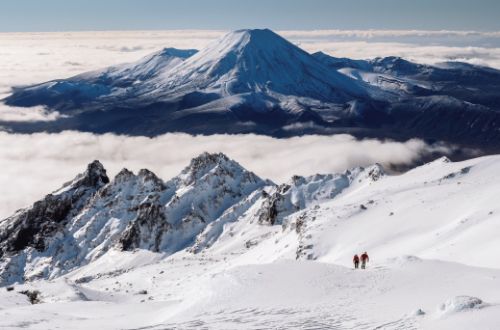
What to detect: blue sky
<box><xmin>0</xmin><ymin>0</ymin><xmax>499</xmax><ymax>32</ymax></box>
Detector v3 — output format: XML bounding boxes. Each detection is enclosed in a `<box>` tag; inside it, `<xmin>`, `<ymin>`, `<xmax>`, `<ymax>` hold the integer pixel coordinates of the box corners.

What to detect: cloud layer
<box><xmin>0</xmin><ymin>131</ymin><xmax>456</xmax><ymax>219</ymax></box>
<box><xmin>0</xmin><ymin>104</ymin><xmax>65</xmax><ymax>122</ymax></box>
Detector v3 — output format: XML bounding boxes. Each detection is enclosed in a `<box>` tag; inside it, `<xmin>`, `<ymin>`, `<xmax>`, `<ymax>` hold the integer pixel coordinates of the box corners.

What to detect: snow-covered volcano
<box><xmin>4</xmin><ymin>29</ymin><xmax>374</xmax><ymax>133</ymax></box>
<box><xmin>2</xmin><ymin>153</ymin><xmax>500</xmax><ymax>328</ymax></box>
<box><xmin>4</xmin><ymin>29</ymin><xmax>500</xmax><ymax>148</ymax></box>
<box><xmin>146</xmin><ymin>29</ymin><xmax>368</xmax><ymax>100</ymax></box>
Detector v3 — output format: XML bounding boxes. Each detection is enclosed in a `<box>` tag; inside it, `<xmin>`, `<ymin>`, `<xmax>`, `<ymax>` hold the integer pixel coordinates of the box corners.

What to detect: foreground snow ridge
<box><xmin>2</xmin><ymin>153</ymin><xmax>500</xmax><ymax>329</ymax></box>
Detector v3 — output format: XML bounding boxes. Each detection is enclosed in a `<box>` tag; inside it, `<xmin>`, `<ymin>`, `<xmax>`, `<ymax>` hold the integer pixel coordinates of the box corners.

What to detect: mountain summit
<box><xmin>3</xmin><ymin>29</ymin><xmax>500</xmax><ymax>148</ymax></box>
<box><xmin>153</xmin><ymin>29</ymin><xmax>367</xmax><ymax>100</ymax></box>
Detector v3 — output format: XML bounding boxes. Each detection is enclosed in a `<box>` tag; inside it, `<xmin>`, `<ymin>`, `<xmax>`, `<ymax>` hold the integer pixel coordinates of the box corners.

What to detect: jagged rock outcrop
<box><xmin>256</xmin><ymin>169</ymin><xmax>381</xmax><ymax>225</ymax></box>
<box><xmin>0</xmin><ymin>161</ymin><xmax>108</xmax><ymax>257</ymax></box>
<box><xmin>258</xmin><ymin>184</ymin><xmax>293</xmax><ymax>225</ymax></box>
<box><xmin>116</xmin><ymin>152</ymin><xmax>266</xmax><ymax>253</ymax></box>
<box><xmin>0</xmin><ymin>153</ymin><xmax>268</xmax><ymax>285</ymax></box>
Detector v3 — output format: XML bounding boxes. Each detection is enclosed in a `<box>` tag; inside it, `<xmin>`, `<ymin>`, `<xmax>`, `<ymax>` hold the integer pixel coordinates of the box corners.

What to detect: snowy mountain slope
<box><xmin>313</xmin><ymin>52</ymin><xmax>500</xmax><ymax>147</ymax></box>
<box><xmin>189</xmin><ymin>168</ymin><xmax>379</xmax><ymax>255</ymax></box>
<box><xmin>279</xmin><ymin>156</ymin><xmax>500</xmax><ymax>269</ymax></box>
<box><xmin>338</xmin><ymin>67</ymin><xmax>433</xmax><ymax>97</ymax></box>
<box><xmin>5</xmin><ymin>48</ymin><xmax>198</xmax><ymax>110</ymax></box>
<box><xmin>2</xmin><ymin>154</ymin><xmax>500</xmax><ymax>328</ymax></box>
<box><xmin>77</xmin><ymin>47</ymin><xmax>198</xmax><ymax>87</ymax></box>
<box><xmin>312</xmin><ymin>51</ymin><xmax>372</xmax><ymax>71</ymax></box>
<box><xmin>4</xmin><ymin>29</ymin><xmax>500</xmax><ymax>147</ymax></box>
<box><xmin>324</xmin><ymin>54</ymin><xmax>500</xmax><ymax>111</ymax></box>
<box><xmin>5</xmin><ymin>153</ymin><xmax>500</xmax><ymax>284</ymax></box>
<box><xmin>370</xmin><ymin>56</ymin><xmax>500</xmax><ymax>109</ymax></box>
<box><xmin>3</xmin><ymin>254</ymin><xmax>500</xmax><ymax>329</ymax></box>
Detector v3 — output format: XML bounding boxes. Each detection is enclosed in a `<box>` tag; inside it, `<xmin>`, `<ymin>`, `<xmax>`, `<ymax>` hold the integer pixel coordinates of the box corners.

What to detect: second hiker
<box><xmin>360</xmin><ymin>252</ymin><xmax>369</xmax><ymax>269</ymax></box>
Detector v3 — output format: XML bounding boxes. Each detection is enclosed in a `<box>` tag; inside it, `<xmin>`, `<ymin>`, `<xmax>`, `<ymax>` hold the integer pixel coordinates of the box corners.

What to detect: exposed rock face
<box><xmin>256</xmin><ymin>170</ymin><xmax>376</xmax><ymax>225</ymax></box>
<box><xmin>116</xmin><ymin>152</ymin><xmax>267</xmax><ymax>253</ymax></box>
<box><xmin>119</xmin><ymin>200</ymin><xmax>169</xmax><ymax>252</ymax></box>
<box><xmin>258</xmin><ymin>185</ymin><xmax>293</xmax><ymax>225</ymax></box>
<box><xmin>0</xmin><ymin>161</ymin><xmax>109</xmax><ymax>257</ymax></box>
<box><xmin>365</xmin><ymin>164</ymin><xmax>384</xmax><ymax>181</ymax></box>
<box><xmin>68</xmin><ymin>166</ymin><xmax>171</xmax><ymax>260</ymax></box>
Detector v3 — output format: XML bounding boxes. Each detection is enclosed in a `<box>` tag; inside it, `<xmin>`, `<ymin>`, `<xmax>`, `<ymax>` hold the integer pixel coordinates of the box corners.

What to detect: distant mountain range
<box><xmin>3</xmin><ymin>29</ymin><xmax>500</xmax><ymax>149</ymax></box>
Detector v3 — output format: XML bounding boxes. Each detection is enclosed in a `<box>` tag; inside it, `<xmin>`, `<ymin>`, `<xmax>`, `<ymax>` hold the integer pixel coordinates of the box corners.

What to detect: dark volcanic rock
<box><xmin>0</xmin><ymin>161</ymin><xmax>109</xmax><ymax>257</ymax></box>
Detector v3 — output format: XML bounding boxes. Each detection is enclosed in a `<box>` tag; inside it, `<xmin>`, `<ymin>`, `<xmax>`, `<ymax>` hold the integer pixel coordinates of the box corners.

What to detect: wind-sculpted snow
<box><xmin>4</xmin><ymin>29</ymin><xmax>500</xmax><ymax>148</ymax></box>
<box><xmin>438</xmin><ymin>296</ymin><xmax>485</xmax><ymax>315</ymax></box>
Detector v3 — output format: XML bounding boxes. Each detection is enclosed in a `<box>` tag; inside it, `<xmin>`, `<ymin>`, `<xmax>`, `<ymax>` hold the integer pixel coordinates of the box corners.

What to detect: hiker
<box><xmin>360</xmin><ymin>252</ymin><xmax>369</xmax><ymax>269</ymax></box>
<box><xmin>353</xmin><ymin>254</ymin><xmax>360</xmax><ymax>269</ymax></box>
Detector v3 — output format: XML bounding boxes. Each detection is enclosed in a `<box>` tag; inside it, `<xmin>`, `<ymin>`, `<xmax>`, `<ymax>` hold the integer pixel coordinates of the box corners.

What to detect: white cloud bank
<box><xmin>0</xmin><ymin>104</ymin><xmax>65</xmax><ymax>122</ymax></box>
<box><xmin>0</xmin><ymin>131</ymin><xmax>458</xmax><ymax>219</ymax></box>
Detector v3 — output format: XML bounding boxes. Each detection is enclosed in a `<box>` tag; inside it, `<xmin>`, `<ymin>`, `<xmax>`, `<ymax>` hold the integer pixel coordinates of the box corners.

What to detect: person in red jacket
<box><xmin>360</xmin><ymin>252</ymin><xmax>369</xmax><ymax>269</ymax></box>
<box><xmin>353</xmin><ymin>254</ymin><xmax>360</xmax><ymax>269</ymax></box>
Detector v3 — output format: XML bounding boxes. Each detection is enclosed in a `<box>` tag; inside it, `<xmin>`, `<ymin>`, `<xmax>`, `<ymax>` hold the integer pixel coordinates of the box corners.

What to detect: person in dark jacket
<box><xmin>360</xmin><ymin>252</ymin><xmax>369</xmax><ymax>269</ymax></box>
<box><xmin>353</xmin><ymin>254</ymin><xmax>360</xmax><ymax>269</ymax></box>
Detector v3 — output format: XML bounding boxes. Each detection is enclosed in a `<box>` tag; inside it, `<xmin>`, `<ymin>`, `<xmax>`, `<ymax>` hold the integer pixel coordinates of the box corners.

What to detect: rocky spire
<box><xmin>0</xmin><ymin>161</ymin><xmax>110</xmax><ymax>257</ymax></box>
<box><xmin>179</xmin><ymin>152</ymin><xmax>238</xmax><ymax>186</ymax></box>
<box><xmin>62</xmin><ymin>160</ymin><xmax>109</xmax><ymax>190</ymax></box>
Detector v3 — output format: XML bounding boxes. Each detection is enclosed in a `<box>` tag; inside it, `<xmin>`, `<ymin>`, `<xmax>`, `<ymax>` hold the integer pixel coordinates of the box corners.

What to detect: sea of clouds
<box><xmin>0</xmin><ymin>132</ymin><xmax>456</xmax><ymax>219</ymax></box>
<box><xmin>0</xmin><ymin>29</ymin><xmax>497</xmax><ymax>217</ymax></box>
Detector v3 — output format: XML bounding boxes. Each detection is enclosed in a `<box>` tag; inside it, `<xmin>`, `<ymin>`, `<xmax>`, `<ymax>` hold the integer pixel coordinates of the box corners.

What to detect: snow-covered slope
<box><xmin>5</xmin><ymin>48</ymin><xmax>198</xmax><ymax>110</ymax></box>
<box><xmin>77</xmin><ymin>47</ymin><xmax>198</xmax><ymax>88</ymax></box>
<box><xmin>3</xmin><ymin>154</ymin><xmax>500</xmax><ymax>328</ymax></box>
